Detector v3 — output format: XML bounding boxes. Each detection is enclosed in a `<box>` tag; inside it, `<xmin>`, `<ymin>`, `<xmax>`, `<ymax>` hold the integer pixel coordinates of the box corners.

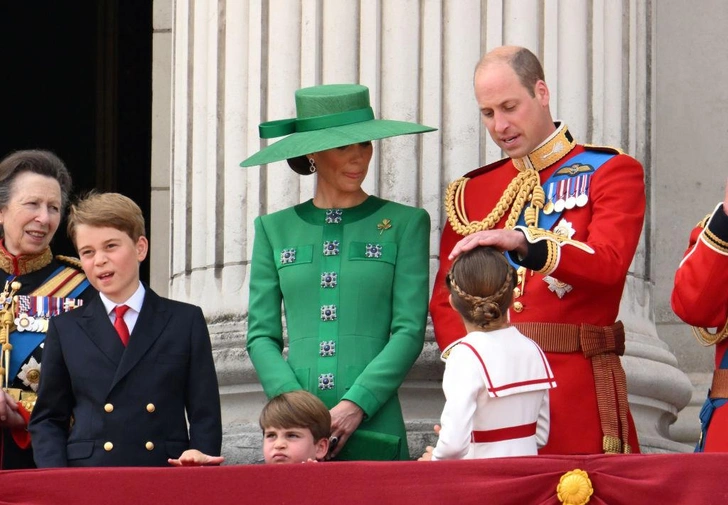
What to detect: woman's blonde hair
<box><xmin>446</xmin><ymin>246</ymin><xmax>515</xmax><ymax>329</ymax></box>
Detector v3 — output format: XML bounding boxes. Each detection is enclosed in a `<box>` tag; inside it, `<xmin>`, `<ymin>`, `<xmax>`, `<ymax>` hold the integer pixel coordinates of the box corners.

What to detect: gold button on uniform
<box><xmin>146</xmin><ymin>403</ymin><xmax>156</xmax><ymax>413</ymax></box>
<box><xmin>513</xmin><ymin>301</ymin><xmax>524</xmax><ymax>313</ymax></box>
<box><xmin>145</xmin><ymin>441</ymin><xmax>155</xmax><ymax>451</ymax></box>
<box><xmin>104</xmin><ymin>442</ymin><xmax>114</xmax><ymax>451</ymax></box>
<box><xmin>104</xmin><ymin>403</ymin><xmax>114</xmax><ymax>413</ymax></box>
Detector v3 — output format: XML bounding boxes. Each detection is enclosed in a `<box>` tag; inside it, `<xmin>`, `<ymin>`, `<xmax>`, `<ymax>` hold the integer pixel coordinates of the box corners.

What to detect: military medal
<box><xmin>565</xmin><ymin>178</ymin><xmax>576</xmax><ymax>209</ymax></box>
<box><xmin>553</xmin><ymin>179</ymin><xmax>567</xmax><ymax>213</ymax></box>
<box><xmin>543</xmin><ymin>183</ymin><xmax>555</xmax><ymax>215</ymax></box>
<box><xmin>544</xmin><ymin>275</ymin><xmax>573</xmax><ymax>298</ymax></box>
<box><xmin>14</xmin><ymin>312</ymin><xmax>33</xmax><ymax>332</ymax></box>
<box><xmin>17</xmin><ymin>356</ymin><xmax>41</xmax><ymax>392</ymax></box>
<box><xmin>553</xmin><ymin>218</ymin><xmax>576</xmax><ymax>239</ymax></box>
<box><xmin>35</xmin><ymin>309</ymin><xmax>48</xmax><ymax>332</ymax></box>
<box><xmin>576</xmin><ymin>174</ymin><xmax>589</xmax><ymax>207</ymax></box>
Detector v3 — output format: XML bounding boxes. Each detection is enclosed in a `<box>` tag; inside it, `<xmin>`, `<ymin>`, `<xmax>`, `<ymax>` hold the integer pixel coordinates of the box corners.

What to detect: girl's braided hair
<box><xmin>445</xmin><ymin>246</ymin><xmax>516</xmax><ymax>330</ymax></box>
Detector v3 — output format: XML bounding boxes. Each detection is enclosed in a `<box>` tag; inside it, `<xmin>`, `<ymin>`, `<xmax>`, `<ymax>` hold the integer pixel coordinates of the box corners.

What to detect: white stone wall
<box><xmin>154</xmin><ymin>0</ymin><xmax>702</xmax><ymax>461</ymax></box>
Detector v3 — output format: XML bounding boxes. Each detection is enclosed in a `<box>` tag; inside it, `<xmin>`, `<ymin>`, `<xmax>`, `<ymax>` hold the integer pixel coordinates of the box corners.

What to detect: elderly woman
<box><xmin>241</xmin><ymin>84</ymin><xmax>435</xmax><ymax>460</ymax></box>
<box><xmin>0</xmin><ymin>150</ymin><xmax>92</xmax><ymax>469</ymax></box>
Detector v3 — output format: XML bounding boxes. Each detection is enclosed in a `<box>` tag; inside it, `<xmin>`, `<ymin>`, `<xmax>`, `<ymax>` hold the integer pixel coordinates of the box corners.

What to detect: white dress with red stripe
<box><xmin>432</xmin><ymin>327</ymin><xmax>556</xmax><ymax>460</ymax></box>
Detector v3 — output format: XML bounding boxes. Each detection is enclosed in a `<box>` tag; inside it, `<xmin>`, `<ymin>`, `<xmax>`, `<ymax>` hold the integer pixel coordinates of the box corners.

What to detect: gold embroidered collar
<box><xmin>512</xmin><ymin>122</ymin><xmax>576</xmax><ymax>172</ymax></box>
<box><xmin>0</xmin><ymin>241</ymin><xmax>53</xmax><ymax>275</ymax></box>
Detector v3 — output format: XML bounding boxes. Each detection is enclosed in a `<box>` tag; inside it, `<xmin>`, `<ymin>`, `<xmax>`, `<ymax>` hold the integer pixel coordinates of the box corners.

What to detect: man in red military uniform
<box><xmin>430</xmin><ymin>46</ymin><xmax>645</xmax><ymax>454</ymax></box>
<box><xmin>671</xmin><ymin>180</ymin><xmax>728</xmax><ymax>452</ymax></box>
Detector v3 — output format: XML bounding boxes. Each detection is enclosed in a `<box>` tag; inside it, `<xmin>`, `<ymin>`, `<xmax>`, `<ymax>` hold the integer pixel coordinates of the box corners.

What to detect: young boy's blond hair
<box><xmin>259</xmin><ymin>390</ymin><xmax>331</xmax><ymax>443</ymax></box>
<box><xmin>67</xmin><ymin>192</ymin><xmax>146</xmax><ymax>245</ymax></box>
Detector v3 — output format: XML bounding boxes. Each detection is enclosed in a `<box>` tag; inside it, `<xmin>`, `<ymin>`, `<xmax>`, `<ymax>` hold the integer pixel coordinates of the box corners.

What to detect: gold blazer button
<box><xmin>513</xmin><ymin>301</ymin><xmax>524</xmax><ymax>313</ymax></box>
<box><xmin>104</xmin><ymin>442</ymin><xmax>114</xmax><ymax>451</ymax></box>
<box><xmin>146</xmin><ymin>403</ymin><xmax>156</xmax><ymax>413</ymax></box>
<box><xmin>104</xmin><ymin>403</ymin><xmax>114</xmax><ymax>413</ymax></box>
<box><xmin>145</xmin><ymin>441</ymin><xmax>155</xmax><ymax>451</ymax></box>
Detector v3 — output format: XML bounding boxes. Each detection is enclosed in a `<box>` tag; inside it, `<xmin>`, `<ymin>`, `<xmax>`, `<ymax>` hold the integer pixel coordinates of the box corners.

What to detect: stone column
<box><xmin>164</xmin><ymin>0</ymin><xmax>691</xmax><ymax>462</ymax></box>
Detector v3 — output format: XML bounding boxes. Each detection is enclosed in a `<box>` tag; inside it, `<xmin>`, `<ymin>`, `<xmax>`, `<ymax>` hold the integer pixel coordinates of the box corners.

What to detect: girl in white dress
<box><xmin>421</xmin><ymin>247</ymin><xmax>556</xmax><ymax>460</ymax></box>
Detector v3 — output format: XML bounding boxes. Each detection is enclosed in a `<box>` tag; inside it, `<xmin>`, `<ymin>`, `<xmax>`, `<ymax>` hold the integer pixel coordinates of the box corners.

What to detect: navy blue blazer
<box><xmin>29</xmin><ymin>287</ymin><xmax>222</xmax><ymax>467</ymax></box>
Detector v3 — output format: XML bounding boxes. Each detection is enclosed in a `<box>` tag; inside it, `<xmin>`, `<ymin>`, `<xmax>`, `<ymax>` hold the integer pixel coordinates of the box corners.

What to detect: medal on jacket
<box><xmin>576</xmin><ymin>174</ymin><xmax>589</xmax><ymax>207</ymax></box>
<box><xmin>543</xmin><ymin>183</ymin><xmax>555</xmax><ymax>215</ymax></box>
<box><xmin>564</xmin><ymin>178</ymin><xmax>577</xmax><ymax>209</ymax></box>
<box><xmin>553</xmin><ymin>179</ymin><xmax>567</xmax><ymax>213</ymax></box>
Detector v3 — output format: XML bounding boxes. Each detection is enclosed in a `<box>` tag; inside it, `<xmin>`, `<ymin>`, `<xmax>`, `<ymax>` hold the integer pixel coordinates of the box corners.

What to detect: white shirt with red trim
<box><xmin>432</xmin><ymin>327</ymin><xmax>556</xmax><ymax>460</ymax></box>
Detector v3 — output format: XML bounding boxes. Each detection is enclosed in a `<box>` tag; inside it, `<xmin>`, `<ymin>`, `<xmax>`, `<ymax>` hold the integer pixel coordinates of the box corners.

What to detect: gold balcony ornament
<box><xmin>557</xmin><ymin>469</ymin><xmax>593</xmax><ymax>505</ymax></box>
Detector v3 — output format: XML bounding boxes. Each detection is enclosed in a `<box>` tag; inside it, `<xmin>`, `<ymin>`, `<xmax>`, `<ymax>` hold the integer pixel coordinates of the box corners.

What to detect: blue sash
<box><xmin>7</xmin><ymin>267</ymin><xmax>89</xmax><ymax>381</ymax></box>
<box><xmin>696</xmin><ymin>345</ymin><xmax>728</xmax><ymax>452</ymax></box>
<box><xmin>505</xmin><ymin>150</ymin><xmax>616</xmax><ymax>268</ymax></box>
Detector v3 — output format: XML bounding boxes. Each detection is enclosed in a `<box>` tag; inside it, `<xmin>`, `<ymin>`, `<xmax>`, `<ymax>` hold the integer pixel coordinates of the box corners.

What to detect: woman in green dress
<box><xmin>241</xmin><ymin>84</ymin><xmax>435</xmax><ymax>460</ymax></box>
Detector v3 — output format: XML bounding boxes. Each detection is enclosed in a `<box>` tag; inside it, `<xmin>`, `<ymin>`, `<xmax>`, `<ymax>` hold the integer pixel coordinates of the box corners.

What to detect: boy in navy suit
<box><xmin>29</xmin><ymin>192</ymin><xmax>222</xmax><ymax>467</ymax></box>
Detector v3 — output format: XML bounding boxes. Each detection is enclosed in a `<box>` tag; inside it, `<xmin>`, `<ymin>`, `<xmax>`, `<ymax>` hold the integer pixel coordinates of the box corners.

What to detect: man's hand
<box><xmin>448</xmin><ymin>229</ymin><xmax>527</xmax><ymax>260</ymax></box>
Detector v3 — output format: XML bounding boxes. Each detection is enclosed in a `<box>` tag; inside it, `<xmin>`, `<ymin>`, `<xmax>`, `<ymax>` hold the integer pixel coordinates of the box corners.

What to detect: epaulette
<box><xmin>55</xmin><ymin>255</ymin><xmax>83</xmax><ymax>270</ymax></box>
<box><xmin>583</xmin><ymin>144</ymin><xmax>624</xmax><ymax>155</ymax></box>
<box><xmin>462</xmin><ymin>157</ymin><xmax>510</xmax><ymax>179</ymax></box>
<box><xmin>697</xmin><ymin>214</ymin><xmax>711</xmax><ymax>229</ymax></box>
<box><xmin>440</xmin><ymin>340</ymin><xmax>462</xmax><ymax>362</ymax></box>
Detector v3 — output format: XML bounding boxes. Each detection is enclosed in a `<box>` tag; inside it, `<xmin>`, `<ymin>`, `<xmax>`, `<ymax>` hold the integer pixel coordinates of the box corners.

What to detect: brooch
<box><xmin>325</xmin><ymin>209</ymin><xmax>343</xmax><ymax>224</ymax></box>
<box><xmin>365</xmin><ymin>244</ymin><xmax>383</xmax><ymax>258</ymax></box>
<box><xmin>377</xmin><ymin>218</ymin><xmax>392</xmax><ymax>235</ymax></box>
<box><xmin>280</xmin><ymin>248</ymin><xmax>296</xmax><ymax>264</ymax></box>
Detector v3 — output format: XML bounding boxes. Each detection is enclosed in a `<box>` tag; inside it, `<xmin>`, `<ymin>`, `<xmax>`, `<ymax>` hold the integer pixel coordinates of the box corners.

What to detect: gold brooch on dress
<box><xmin>377</xmin><ymin>218</ymin><xmax>392</xmax><ymax>235</ymax></box>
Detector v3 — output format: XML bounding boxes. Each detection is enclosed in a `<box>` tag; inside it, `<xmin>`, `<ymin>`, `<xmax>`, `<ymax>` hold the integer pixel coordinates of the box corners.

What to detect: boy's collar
<box><xmin>99</xmin><ymin>281</ymin><xmax>146</xmax><ymax>314</ymax></box>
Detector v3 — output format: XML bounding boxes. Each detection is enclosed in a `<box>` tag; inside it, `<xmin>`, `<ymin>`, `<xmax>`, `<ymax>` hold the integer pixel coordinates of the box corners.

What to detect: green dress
<box><xmin>247</xmin><ymin>196</ymin><xmax>429</xmax><ymax>460</ymax></box>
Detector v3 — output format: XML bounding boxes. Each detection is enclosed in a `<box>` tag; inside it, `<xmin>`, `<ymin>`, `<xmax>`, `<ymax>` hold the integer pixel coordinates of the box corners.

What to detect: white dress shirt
<box><xmin>99</xmin><ymin>282</ymin><xmax>146</xmax><ymax>337</ymax></box>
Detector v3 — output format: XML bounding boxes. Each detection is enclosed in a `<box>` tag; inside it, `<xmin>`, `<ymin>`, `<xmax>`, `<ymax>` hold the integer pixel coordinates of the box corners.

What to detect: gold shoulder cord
<box><xmin>0</xmin><ymin>281</ymin><xmax>21</xmax><ymax>389</ymax></box>
<box><xmin>690</xmin><ymin>212</ymin><xmax>728</xmax><ymax>346</ymax></box>
<box><xmin>693</xmin><ymin>322</ymin><xmax>728</xmax><ymax>347</ymax></box>
<box><xmin>445</xmin><ymin>124</ymin><xmax>575</xmax><ymax>237</ymax></box>
<box><xmin>445</xmin><ymin>169</ymin><xmax>545</xmax><ymax>236</ymax></box>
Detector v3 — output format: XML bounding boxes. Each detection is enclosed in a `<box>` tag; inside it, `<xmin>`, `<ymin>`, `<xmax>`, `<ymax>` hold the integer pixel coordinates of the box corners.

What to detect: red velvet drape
<box><xmin>3</xmin><ymin>454</ymin><xmax>727</xmax><ymax>505</ymax></box>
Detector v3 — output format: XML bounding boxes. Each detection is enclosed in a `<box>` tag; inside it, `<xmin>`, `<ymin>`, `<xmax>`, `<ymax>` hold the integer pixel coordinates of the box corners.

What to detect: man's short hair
<box><xmin>259</xmin><ymin>391</ymin><xmax>331</xmax><ymax>442</ymax></box>
<box><xmin>476</xmin><ymin>46</ymin><xmax>545</xmax><ymax>98</ymax></box>
<box><xmin>67</xmin><ymin>192</ymin><xmax>146</xmax><ymax>245</ymax></box>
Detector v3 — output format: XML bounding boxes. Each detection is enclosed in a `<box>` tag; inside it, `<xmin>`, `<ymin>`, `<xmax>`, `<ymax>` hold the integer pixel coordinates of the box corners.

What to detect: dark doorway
<box><xmin>0</xmin><ymin>0</ymin><xmax>152</xmax><ymax>282</ymax></box>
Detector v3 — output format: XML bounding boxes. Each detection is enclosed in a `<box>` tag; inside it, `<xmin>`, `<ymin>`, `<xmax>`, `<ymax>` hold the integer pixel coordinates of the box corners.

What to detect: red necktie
<box><xmin>113</xmin><ymin>305</ymin><xmax>131</xmax><ymax>346</ymax></box>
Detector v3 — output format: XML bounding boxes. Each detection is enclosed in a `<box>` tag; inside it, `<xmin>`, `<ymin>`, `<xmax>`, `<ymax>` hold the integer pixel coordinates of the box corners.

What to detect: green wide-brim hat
<box><xmin>239</xmin><ymin>84</ymin><xmax>436</xmax><ymax>169</ymax></box>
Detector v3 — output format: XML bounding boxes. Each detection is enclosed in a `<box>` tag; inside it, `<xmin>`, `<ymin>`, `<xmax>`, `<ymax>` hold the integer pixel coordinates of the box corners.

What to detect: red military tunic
<box><xmin>671</xmin><ymin>203</ymin><xmax>728</xmax><ymax>451</ymax></box>
<box><xmin>431</xmin><ymin>124</ymin><xmax>645</xmax><ymax>454</ymax></box>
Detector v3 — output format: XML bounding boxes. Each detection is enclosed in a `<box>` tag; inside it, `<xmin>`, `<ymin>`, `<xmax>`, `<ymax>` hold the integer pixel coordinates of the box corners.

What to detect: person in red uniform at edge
<box><xmin>672</xmin><ymin>179</ymin><xmax>728</xmax><ymax>452</ymax></box>
<box><xmin>430</xmin><ymin>46</ymin><xmax>645</xmax><ymax>454</ymax></box>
